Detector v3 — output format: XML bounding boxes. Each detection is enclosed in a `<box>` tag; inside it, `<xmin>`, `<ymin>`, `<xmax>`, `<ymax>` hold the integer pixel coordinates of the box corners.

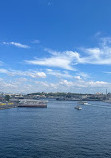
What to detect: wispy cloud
<box><xmin>0</xmin><ymin>75</ymin><xmax>110</xmax><ymax>93</ymax></box>
<box><xmin>31</xmin><ymin>40</ymin><xmax>40</xmax><ymax>44</ymax></box>
<box><xmin>104</xmin><ymin>72</ymin><xmax>111</xmax><ymax>74</ymax></box>
<box><xmin>59</xmin><ymin>79</ymin><xmax>109</xmax><ymax>89</ymax></box>
<box><xmin>35</xmin><ymin>79</ymin><xmax>110</xmax><ymax>93</ymax></box>
<box><xmin>25</xmin><ymin>37</ymin><xmax>111</xmax><ymax>70</ymax></box>
<box><xmin>0</xmin><ymin>61</ymin><xmax>4</xmax><ymax>66</ymax></box>
<box><xmin>77</xmin><ymin>37</ymin><xmax>111</xmax><ymax>65</ymax></box>
<box><xmin>48</xmin><ymin>0</ymin><xmax>53</xmax><ymax>6</ymax></box>
<box><xmin>76</xmin><ymin>72</ymin><xmax>90</xmax><ymax>79</ymax></box>
<box><xmin>74</xmin><ymin>76</ymin><xmax>82</xmax><ymax>80</ymax></box>
<box><xmin>25</xmin><ymin>37</ymin><xmax>111</xmax><ymax>71</ymax></box>
<box><xmin>25</xmin><ymin>49</ymin><xmax>78</xmax><ymax>70</ymax></box>
<box><xmin>2</xmin><ymin>41</ymin><xmax>30</xmax><ymax>48</ymax></box>
<box><xmin>46</xmin><ymin>69</ymin><xmax>73</xmax><ymax>78</ymax></box>
<box><xmin>0</xmin><ymin>68</ymin><xmax>46</xmax><ymax>78</ymax></box>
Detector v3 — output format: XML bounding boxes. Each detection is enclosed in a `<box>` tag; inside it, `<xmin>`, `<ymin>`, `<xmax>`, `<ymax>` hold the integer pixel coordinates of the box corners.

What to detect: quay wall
<box><xmin>0</xmin><ymin>103</ymin><xmax>18</xmax><ymax>110</ymax></box>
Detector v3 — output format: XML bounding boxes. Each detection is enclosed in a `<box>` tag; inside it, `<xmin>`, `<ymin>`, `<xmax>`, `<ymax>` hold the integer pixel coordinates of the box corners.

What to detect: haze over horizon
<box><xmin>0</xmin><ymin>0</ymin><xmax>111</xmax><ymax>93</ymax></box>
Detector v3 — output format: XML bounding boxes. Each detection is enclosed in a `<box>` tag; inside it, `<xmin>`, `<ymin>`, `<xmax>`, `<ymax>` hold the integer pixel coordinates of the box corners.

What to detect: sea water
<box><xmin>0</xmin><ymin>100</ymin><xmax>111</xmax><ymax>158</ymax></box>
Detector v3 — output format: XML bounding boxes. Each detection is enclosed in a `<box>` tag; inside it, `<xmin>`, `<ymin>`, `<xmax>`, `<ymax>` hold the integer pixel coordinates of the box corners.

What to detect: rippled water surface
<box><xmin>0</xmin><ymin>100</ymin><xmax>111</xmax><ymax>158</ymax></box>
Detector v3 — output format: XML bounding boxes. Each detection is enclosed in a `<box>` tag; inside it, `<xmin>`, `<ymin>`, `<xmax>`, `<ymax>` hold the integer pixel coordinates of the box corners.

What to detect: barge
<box><xmin>18</xmin><ymin>99</ymin><xmax>47</xmax><ymax>108</ymax></box>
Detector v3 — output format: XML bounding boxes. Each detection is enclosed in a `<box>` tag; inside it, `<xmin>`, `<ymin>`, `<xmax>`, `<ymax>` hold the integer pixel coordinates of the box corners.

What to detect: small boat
<box><xmin>83</xmin><ymin>101</ymin><xmax>88</xmax><ymax>105</ymax></box>
<box><xmin>77</xmin><ymin>101</ymin><xmax>88</xmax><ymax>105</ymax></box>
<box><xmin>75</xmin><ymin>106</ymin><xmax>82</xmax><ymax>110</ymax></box>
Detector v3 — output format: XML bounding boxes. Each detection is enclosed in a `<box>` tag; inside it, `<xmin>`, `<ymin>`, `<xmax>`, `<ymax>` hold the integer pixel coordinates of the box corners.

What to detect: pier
<box><xmin>0</xmin><ymin>99</ymin><xmax>47</xmax><ymax>110</ymax></box>
<box><xmin>0</xmin><ymin>103</ymin><xmax>18</xmax><ymax>110</ymax></box>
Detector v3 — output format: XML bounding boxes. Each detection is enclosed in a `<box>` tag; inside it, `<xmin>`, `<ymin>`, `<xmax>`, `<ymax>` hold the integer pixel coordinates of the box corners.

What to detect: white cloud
<box><xmin>31</xmin><ymin>40</ymin><xmax>40</xmax><ymax>44</ymax></box>
<box><xmin>88</xmin><ymin>81</ymin><xmax>108</xmax><ymax>87</ymax></box>
<box><xmin>79</xmin><ymin>37</ymin><xmax>111</xmax><ymax>65</ymax></box>
<box><xmin>25</xmin><ymin>37</ymin><xmax>111</xmax><ymax>71</ymax></box>
<box><xmin>16</xmin><ymin>78</ymin><xmax>28</xmax><ymax>82</ymax></box>
<box><xmin>25</xmin><ymin>49</ymin><xmax>79</xmax><ymax>70</ymax></box>
<box><xmin>25</xmin><ymin>37</ymin><xmax>111</xmax><ymax>70</ymax></box>
<box><xmin>35</xmin><ymin>81</ymin><xmax>49</xmax><ymax>87</ymax></box>
<box><xmin>0</xmin><ymin>76</ymin><xmax>110</xmax><ymax>93</ymax></box>
<box><xmin>0</xmin><ymin>68</ymin><xmax>46</xmax><ymax>78</ymax></box>
<box><xmin>2</xmin><ymin>41</ymin><xmax>30</xmax><ymax>48</ymax></box>
<box><xmin>46</xmin><ymin>69</ymin><xmax>73</xmax><ymax>78</ymax></box>
<box><xmin>76</xmin><ymin>72</ymin><xmax>90</xmax><ymax>79</ymax></box>
<box><xmin>78</xmin><ymin>38</ymin><xmax>111</xmax><ymax>65</ymax></box>
<box><xmin>74</xmin><ymin>76</ymin><xmax>81</xmax><ymax>80</ymax></box>
<box><xmin>25</xmin><ymin>57</ymin><xmax>74</xmax><ymax>70</ymax></box>
<box><xmin>1</xmin><ymin>36</ymin><xmax>111</xmax><ymax>93</ymax></box>
<box><xmin>59</xmin><ymin>79</ymin><xmax>110</xmax><ymax>89</ymax></box>
<box><xmin>0</xmin><ymin>68</ymin><xmax>8</xmax><ymax>73</ymax></box>
<box><xmin>60</xmin><ymin>80</ymin><xmax>73</xmax><ymax>86</ymax></box>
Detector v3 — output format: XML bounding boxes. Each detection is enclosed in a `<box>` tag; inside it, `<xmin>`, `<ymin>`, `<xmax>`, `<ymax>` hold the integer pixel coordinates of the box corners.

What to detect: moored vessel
<box><xmin>18</xmin><ymin>99</ymin><xmax>47</xmax><ymax>108</ymax></box>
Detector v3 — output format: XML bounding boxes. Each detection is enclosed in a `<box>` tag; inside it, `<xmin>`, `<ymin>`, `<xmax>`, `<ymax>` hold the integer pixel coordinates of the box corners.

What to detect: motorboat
<box><xmin>75</xmin><ymin>106</ymin><xmax>82</xmax><ymax>110</ymax></box>
<box><xmin>77</xmin><ymin>101</ymin><xmax>88</xmax><ymax>105</ymax></box>
<box><xmin>83</xmin><ymin>101</ymin><xmax>88</xmax><ymax>105</ymax></box>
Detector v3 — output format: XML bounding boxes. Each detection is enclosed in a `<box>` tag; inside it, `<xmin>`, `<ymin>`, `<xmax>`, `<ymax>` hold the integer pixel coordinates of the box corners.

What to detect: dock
<box><xmin>0</xmin><ymin>102</ymin><xmax>18</xmax><ymax>110</ymax></box>
<box><xmin>0</xmin><ymin>99</ymin><xmax>48</xmax><ymax>110</ymax></box>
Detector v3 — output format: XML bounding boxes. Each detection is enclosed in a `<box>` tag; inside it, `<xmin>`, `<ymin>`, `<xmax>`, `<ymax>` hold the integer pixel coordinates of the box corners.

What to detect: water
<box><xmin>0</xmin><ymin>100</ymin><xmax>111</xmax><ymax>158</ymax></box>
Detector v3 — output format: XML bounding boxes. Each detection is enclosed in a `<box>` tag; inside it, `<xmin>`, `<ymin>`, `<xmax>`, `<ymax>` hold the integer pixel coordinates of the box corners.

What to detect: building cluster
<box><xmin>0</xmin><ymin>92</ymin><xmax>111</xmax><ymax>102</ymax></box>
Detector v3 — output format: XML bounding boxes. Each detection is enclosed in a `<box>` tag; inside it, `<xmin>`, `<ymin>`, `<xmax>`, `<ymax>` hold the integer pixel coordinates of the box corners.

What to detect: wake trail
<box><xmin>88</xmin><ymin>104</ymin><xmax>111</xmax><ymax>109</ymax></box>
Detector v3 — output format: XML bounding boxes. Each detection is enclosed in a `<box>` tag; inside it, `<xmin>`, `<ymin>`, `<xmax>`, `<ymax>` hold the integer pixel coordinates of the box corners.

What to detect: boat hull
<box><xmin>75</xmin><ymin>106</ymin><xmax>82</xmax><ymax>110</ymax></box>
<box><xmin>18</xmin><ymin>104</ymin><xmax>47</xmax><ymax>108</ymax></box>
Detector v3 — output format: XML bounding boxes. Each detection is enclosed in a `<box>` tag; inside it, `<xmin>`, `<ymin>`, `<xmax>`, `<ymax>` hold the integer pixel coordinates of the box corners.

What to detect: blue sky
<box><xmin>0</xmin><ymin>0</ymin><xmax>111</xmax><ymax>93</ymax></box>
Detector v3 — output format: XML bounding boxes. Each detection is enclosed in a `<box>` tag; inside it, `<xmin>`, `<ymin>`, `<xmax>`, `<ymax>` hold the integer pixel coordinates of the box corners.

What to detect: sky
<box><xmin>0</xmin><ymin>0</ymin><xmax>111</xmax><ymax>94</ymax></box>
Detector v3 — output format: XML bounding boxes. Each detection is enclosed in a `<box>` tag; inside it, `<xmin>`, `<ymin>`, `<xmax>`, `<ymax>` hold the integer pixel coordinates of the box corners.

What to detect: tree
<box><xmin>5</xmin><ymin>95</ymin><xmax>10</xmax><ymax>102</ymax></box>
